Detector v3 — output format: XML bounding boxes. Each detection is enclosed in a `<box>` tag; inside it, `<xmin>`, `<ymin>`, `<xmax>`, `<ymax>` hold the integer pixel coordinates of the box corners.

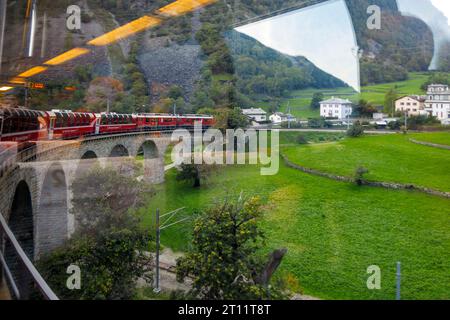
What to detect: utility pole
<box><xmin>154</xmin><ymin>208</ymin><xmax>161</xmax><ymax>293</ymax></box>
<box><xmin>404</xmin><ymin>111</ymin><xmax>408</xmax><ymax>132</ymax></box>
<box><xmin>287</xmin><ymin>101</ymin><xmax>291</xmax><ymax>129</ymax></box>
<box><xmin>173</xmin><ymin>102</ymin><xmax>176</xmax><ymax>115</ymax></box>
<box><xmin>347</xmin><ymin>109</ymin><xmax>350</xmax><ymax>130</ymax></box>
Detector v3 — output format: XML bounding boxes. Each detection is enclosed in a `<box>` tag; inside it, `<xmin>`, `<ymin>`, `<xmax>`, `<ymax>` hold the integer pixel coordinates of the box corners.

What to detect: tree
<box><xmin>310</xmin><ymin>92</ymin><xmax>324</xmax><ymax>109</ymax></box>
<box><xmin>384</xmin><ymin>88</ymin><xmax>398</xmax><ymax>115</ymax></box>
<box><xmin>347</xmin><ymin>122</ymin><xmax>365</xmax><ymax>137</ymax></box>
<box><xmin>176</xmin><ymin>196</ymin><xmax>284</xmax><ymax>300</ymax></box>
<box><xmin>71</xmin><ymin>163</ymin><xmax>151</xmax><ymax>237</ymax></box>
<box><xmin>86</xmin><ymin>77</ymin><xmax>124</xmax><ymax>112</ymax></box>
<box><xmin>176</xmin><ymin>156</ymin><xmax>215</xmax><ymax>188</ymax></box>
<box><xmin>355</xmin><ymin>99</ymin><xmax>377</xmax><ymax>117</ymax></box>
<box><xmin>166</xmin><ymin>85</ymin><xmax>184</xmax><ymax>100</ymax></box>
<box><xmin>37</xmin><ymin>164</ymin><xmax>153</xmax><ymax>300</ymax></box>
<box><xmin>212</xmin><ymin>107</ymin><xmax>249</xmax><ymax>130</ymax></box>
<box><xmin>421</xmin><ymin>72</ymin><xmax>450</xmax><ymax>91</ymax></box>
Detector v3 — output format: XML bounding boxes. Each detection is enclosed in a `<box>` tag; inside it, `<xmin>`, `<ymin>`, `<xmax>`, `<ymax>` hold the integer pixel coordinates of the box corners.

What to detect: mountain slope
<box><xmin>226</xmin><ymin>31</ymin><xmax>346</xmax><ymax>101</ymax></box>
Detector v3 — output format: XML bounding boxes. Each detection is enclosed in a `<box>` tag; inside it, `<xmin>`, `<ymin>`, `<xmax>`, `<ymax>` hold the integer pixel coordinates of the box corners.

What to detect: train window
<box><xmin>55</xmin><ymin>113</ymin><xmax>62</xmax><ymax>128</ymax></box>
<box><xmin>74</xmin><ymin>114</ymin><xmax>80</xmax><ymax>126</ymax></box>
<box><xmin>62</xmin><ymin>113</ymin><xmax>69</xmax><ymax>127</ymax></box>
<box><xmin>68</xmin><ymin>113</ymin><xmax>75</xmax><ymax>127</ymax></box>
<box><xmin>101</xmin><ymin>115</ymin><xmax>106</xmax><ymax>125</ymax></box>
<box><xmin>2</xmin><ymin>110</ymin><xmax>11</xmax><ymax>133</ymax></box>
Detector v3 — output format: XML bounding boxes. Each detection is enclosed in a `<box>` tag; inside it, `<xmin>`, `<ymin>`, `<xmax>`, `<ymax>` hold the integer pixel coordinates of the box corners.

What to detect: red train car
<box><xmin>135</xmin><ymin>114</ymin><xmax>178</xmax><ymax>131</ymax></box>
<box><xmin>98</xmin><ymin>113</ymin><xmax>137</xmax><ymax>135</ymax></box>
<box><xmin>0</xmin><ymin>107</ymin><xmax>48</xmax><ymax>142</ymax></box>
<box><xmin>47</xmin><ymin>110</ymin><xmax>97</xmax><ymax>140</ymax></box>
<box><xmin>176</xmin><ymin>114</ymin><xmax>215</xmax><ymax>129</ymax></box>
<box><xmin>1</xmin><ymin>107</ymin><xmax>215</xmax><ymax>143</ymax></box>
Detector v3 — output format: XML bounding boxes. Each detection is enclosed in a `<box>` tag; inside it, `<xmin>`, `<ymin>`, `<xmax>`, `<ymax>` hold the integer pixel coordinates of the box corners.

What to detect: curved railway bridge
<box><xmin>0</xmin><ymin>131</ymin><xmax>172</xmax><ymax>299</ymax></box>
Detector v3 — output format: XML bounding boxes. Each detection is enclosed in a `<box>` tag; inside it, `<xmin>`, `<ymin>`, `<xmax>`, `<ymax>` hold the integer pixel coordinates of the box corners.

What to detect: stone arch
<box><xmin>137</xmin><ymin>140</ymin><xmax>164</xmax><ymax>184</ymax></box>
<box><xmin>81</xmin><ymin>150</ymin><xmax>98</xmax><ymax>159</ymax></box>
<box><xmin>36</xmin><ymin>163</ymin><xmax>68</xmax><ymax>256</ymax></box>
<box><xmin>5</xmin><ymin>180</ymin><xmax>34</xmax><ymax>299</ymax></box>
<box><xmin>76</xmin><ymin>150</ymin><xmax>100</xmax><ymax>177</ymax></box>
<box><xmin>137</xmin><ymin>140</ymin><xmax>159</xmax><ymax>159</ymax></box>
<box><xmin>109</xmin><ymin>144</ymin><xmax>129</xmax><ymax>158</ymax></box>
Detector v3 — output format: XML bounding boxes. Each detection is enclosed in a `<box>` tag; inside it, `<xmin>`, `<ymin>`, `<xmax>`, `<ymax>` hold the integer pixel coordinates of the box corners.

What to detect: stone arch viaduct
<box><xmin>0</xmin><ymin>132</ymin><xmax>172</xmax><ymax>297</ymax></box>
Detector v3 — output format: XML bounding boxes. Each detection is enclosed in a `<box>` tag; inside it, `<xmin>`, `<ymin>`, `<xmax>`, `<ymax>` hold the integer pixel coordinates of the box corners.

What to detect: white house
<box><xmin>395</xmin><ymin>95</ymin><xmax>427</xmax><ymax>116</ymax></box>
<box><xmin>425</xmin><ymin>84</ymin><xmax>450</xmax><ymax>125</ymax></box>
<box><xmin>269</xmin><ymin>112</ymin><xmax>288</xmax><ymax>124</ymax></box>
<box><xmin>319</xmin><ymin>97</ymin><xmax>353</xmax><ymax>119</ymax></box>
<box><xmin>242</xmin><ymin>108</ymin><xmax>267</xmax><ymax>122</ymax></box>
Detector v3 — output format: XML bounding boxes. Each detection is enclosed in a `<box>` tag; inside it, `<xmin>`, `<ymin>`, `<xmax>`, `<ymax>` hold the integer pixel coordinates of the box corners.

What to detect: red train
<box><xmin>0</xmin><ymin>107</ymin><xmax>215</xmax><ymax>142</ymax></box>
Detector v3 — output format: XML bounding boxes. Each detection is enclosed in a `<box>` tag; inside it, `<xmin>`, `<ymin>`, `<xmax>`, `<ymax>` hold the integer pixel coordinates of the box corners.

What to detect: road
<box><xmin>254</xmin><ymin>128</ymin><xmax>397</xmax><ymax>135</ymax></box>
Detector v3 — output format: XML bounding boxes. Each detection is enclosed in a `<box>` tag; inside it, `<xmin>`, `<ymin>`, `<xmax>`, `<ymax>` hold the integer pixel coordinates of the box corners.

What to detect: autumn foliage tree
<box><xmin>176</xmin><ymin>196</ymin><xmax>283</xmax><ymax>300</ymax></box>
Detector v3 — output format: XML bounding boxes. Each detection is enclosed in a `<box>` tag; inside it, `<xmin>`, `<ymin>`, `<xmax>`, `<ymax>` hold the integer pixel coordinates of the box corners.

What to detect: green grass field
<box><xmin>411</xmin><ymin>132</ymin><xmax>450</xmax><ymax>146</ymax></box>
<box><xmin>267</xmin><ymin>73</ymin><xmax>430</xmax><ymax>120</ymax></box>
<box><xmin>139</xmin><ymin>132</ymin><xmax>450</xmax><ymax>300</ymax></box>
<box><xmin>282</xmin><ymin>133</ymin><xmax>450</xmax><ymax>192</ymax></box>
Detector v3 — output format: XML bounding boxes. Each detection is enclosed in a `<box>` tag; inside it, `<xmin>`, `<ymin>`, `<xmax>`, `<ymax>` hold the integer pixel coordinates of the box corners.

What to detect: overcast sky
<box><xmin>431</xmin><ymin>0</ymin><xmax>450</xmax><ymax>25</ymax></box>
<box><xmin>235</xmin><ymin>0</ymin><xmax>361</xmax><ymax>91</ymax></box>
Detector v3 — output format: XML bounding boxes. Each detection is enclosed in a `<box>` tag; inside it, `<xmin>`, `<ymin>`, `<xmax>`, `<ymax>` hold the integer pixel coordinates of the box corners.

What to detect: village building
<box><xmin>269</xmin><ymin>112</ymin><xmax>288</xmax><ymax>124</ymax></box>
<box><xmin>319</xmin><ymin>97</ymin><xmax>353</xmax><ymax>120</ymax></box>
<box><xmin>395</xmin><ymin>95</ymin><xmax>427</xmax><ymax>116</ymax></box>
<box><xmin>242</xmin><ymin>108</ymin><xmax>267</xmax><ymax>123</ymax></box>
<box><xmin>425</xmin><ymin>84</ymin><xmax>450</xmax><ymax>125</ymax></box>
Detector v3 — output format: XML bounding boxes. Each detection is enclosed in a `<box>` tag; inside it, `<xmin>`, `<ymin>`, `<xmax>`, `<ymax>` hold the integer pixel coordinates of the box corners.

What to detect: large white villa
<box><xmin>319</xmin><ymin>97</ymin><xmax>353</xmax><ymax>120</ymax></box>
<box><xmin>425</xmin><ymin>84</ymin><xmax>450</xmax><ymax>125</ymax></box>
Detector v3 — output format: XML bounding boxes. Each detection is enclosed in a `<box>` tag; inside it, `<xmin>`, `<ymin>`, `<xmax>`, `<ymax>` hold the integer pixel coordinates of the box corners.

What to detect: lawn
<box><xmin>411</xmin><ymin>132</ymin><xmax>450</xmax><ymax>146</ymax></box>
<box><xmin>266</xmin><ymin>72</ymin><xmax>430</xmax><ymax>120</ymax></box>
<box><xmin>139</xmin><ymin>161</ymin><xmax>450</xmax><ymax>300</ymax></box>
<box><xmin>141</xmin><ymin>133</ymin><xmax>450</xmax><ymax>299</ymax></box>
<box><xmin>282</xmin><ymin>133</ymin><xmax>450</xmax><ymax>192</ymax></box>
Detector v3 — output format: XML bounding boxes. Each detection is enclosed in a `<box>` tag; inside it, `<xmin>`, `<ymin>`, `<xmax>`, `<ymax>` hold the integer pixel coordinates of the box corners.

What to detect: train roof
<box><xmin>0</xmin><ymin>106</ymin><xmax>46</xmax><ymax>117</ymax></box>
<box><xmin>135</xmin><ymin>113</ymin><xmax>213</xmax><ymax>119</ymax></box>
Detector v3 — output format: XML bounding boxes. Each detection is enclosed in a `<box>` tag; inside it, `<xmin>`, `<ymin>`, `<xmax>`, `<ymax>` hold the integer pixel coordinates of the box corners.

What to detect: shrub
<box><xmin>296</xmin><ymin>135</ymin><xmax>308</xmax><ymax>145</ymax></box>
<box><xmin>354</xmin><ymin>166</ymin><xmax>369</xmax><ymax>186</ymax></box>
<box><xmin>347</xmin><ymin>122</ymin><xmax>365</xmax><ymax>137</ymax></box>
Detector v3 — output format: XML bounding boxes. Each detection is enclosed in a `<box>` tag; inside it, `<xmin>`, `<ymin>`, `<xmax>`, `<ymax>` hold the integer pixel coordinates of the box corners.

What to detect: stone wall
<box><xmin>281</xmin><ymin>154</ymin><xmax>450</xmax><ymax>199</ymax></box>
<box><xmin>409</xmin><ymin>139</ymin><xmax>450</xmax><ymax>150</ymax></box>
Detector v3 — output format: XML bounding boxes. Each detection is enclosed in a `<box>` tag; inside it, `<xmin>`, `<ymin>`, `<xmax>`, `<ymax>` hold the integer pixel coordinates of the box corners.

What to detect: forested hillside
<box><xmin>5</xmin><ymin>0</ymin><xmax>440</xmax><ymax>114</ymax></box>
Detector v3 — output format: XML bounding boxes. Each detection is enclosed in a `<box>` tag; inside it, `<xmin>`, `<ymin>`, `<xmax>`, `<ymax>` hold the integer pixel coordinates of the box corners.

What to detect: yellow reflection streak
<box><xmin>0</xmin><ymin>86</ymin><xmax>13</xmax><ymax>92</ymax></box>
<box><xmin>44</xmin><ymin>48</ymin><xmax>91</xmax><ymax>66</ymax></box>
<box><xmin>157</xmin><ymin>0</ymin><xmax>217</xmax><ymax>17</ymax></box>
<box><xmin>88</xmin><ymin>16</ymin><xmax>161</xmax><ymax>46</ymax></box>
<box><xmin>18</xmin><ymin>66</ymin><xmax>48</xmax><ymax>78</ymax></box>
<box><xmin>9</xmin><ymin>77</ymin><xmax>26</xmax><ymax>85</ymax></box>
